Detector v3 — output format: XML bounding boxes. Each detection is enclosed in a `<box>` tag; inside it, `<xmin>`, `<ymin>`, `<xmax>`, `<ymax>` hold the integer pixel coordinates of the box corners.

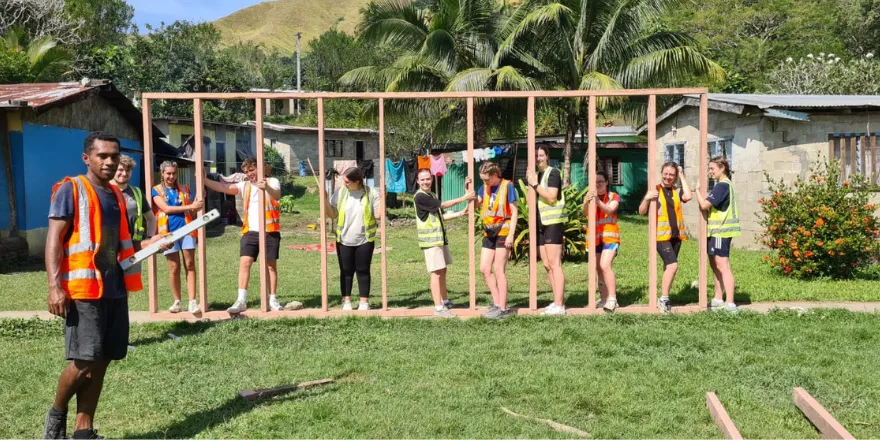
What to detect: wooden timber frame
<box><xmin>141</xmin><ymin>89</ymin><xmax>710</xmax><ymax>319</ymax></box>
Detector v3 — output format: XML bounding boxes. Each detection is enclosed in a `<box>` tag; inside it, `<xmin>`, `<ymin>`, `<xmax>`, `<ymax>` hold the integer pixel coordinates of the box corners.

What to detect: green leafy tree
<box><xmin>765</xmin><ymin>53</ymin><xmax>880</xmax><ymax>95</ymax></box>
<box><xmin>0</xmin><ymin>26</ymin><xmax>72</xmax><ymax>82</ymax></box>
<box><xmin>497</xmin><ymin>0</ymin><xmax>723</xmax><ymax>185</ymax></box>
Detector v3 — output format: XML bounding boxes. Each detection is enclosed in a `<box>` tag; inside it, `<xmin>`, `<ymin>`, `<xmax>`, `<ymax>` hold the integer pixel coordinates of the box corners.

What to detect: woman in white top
<box><xmin>323</xmin><ymin>167</ymin><xmax>382</xmax><ymax>311</ymax></box>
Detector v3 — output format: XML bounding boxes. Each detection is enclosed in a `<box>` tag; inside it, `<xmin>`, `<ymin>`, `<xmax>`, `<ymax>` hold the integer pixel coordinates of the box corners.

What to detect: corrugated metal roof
<box><xmin>686</xmin><ymin>94</ymin><xmax>880</xmax><ymax>109</ymax></box>
<box><xmin>0</xmin><ymin>82</ymin><xmax>98</xmax><ymax>108</ymax></box>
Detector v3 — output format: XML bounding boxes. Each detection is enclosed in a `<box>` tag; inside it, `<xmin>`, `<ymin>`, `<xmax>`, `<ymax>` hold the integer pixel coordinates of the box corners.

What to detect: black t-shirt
<box><xmin>49</xmin><ymin>180</ymin><xmax>127</xmax><ymax>299</ymax></box>
<box><xmin>414</xmin><ymin>191</ymin><xmax>447</xmax><ymax>245</ymax></box>
<box><xmin>707</xmin><ymin>182</ymin><xmax>731</xmax><ymax>212</ymax></box>
<box><xmin>661</xmin><ymin>186</ymin><xmax>682</xmax><ymax>239</ymax></box>
<box><xmin>536</xmin><ymin>168</ymin><xmax>562</xmax><ymax>227</ymax></box>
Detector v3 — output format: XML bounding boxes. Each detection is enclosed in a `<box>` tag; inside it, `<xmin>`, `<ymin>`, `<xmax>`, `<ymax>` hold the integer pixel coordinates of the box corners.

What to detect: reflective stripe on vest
<box><xmin>707</xmin><ymin>178</ymin><xmax>742</xmax><ymax>238</ymax></box>
<box><xmin>241</xmin><ymin>181</ymin><xmax>281</xmax><ymax>234</ymax></box>
<box><xmin>481</xmin><ymin>179</ymin><xmax>512</xmax><ymax>237</ymax></box>
<box><xmin>53</xmin><ymin>176</ymin><xmax>143</xmax><ymax>300</ymax></box>
<box><xmin>415</xmin><ymin>190</ymin><xmax>445</xmax><ymax>248</ymax></box>
<box><xmin>656</xmin><ymin>184</ymin><xmax>687</xmax><ymax>241</ymax></box>
<box><xmin>153</xmin><ymin>184</ymin><xmax>197</xmax><ymax>237</ymax></box>
<box><xmin>596</xmin><ymin>191</ymin><xmax>620</xmax><ymax>244</ymax></box>
<box><xmin>131</xmin><ymin>186</ymin><xmax>146</xmax><ymax>241</ymax></box>
<box><xmin>537</xmin><ymin>167</ymin><xmax>566</xmax><ymax>225</ymax></box>
<box><xmin>336</xmin><ymin>186</ymin><xmax>377</xmax><ymax>242</ymax></box>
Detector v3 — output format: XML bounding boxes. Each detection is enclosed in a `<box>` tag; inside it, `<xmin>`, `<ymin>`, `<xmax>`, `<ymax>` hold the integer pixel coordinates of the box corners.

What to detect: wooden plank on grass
<box><xmin>793</xmin><ymin>388</ymin><xmax>854</xmax><ymax>439</ymax></box>
<box><xmin>239</xmin><ymin>378</ymin><xmax>334</xmax><ymax>401</ymax></box>
<box><xmin>706</xmin><ymin>392</ymin><xmax>743</xmax><ymax>439</ymax></box>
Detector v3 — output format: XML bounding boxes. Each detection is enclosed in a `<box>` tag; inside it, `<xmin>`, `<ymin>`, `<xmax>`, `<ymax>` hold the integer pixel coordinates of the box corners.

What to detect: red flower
<box><xmin>804</xmin><ymin>251</ymin><xmax>814</xmax><ymax>258</ymax></box>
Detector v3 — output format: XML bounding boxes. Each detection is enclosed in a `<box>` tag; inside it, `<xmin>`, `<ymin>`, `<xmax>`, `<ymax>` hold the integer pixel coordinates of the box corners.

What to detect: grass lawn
<box><xmin>2</xmin><ymin>310</ymin><xmax>879</xmax><ymax>438</ymax></box>
<box><xmin>1</xmin><ymin>177</ymin><xmax>878</xmax><ymax>312</ymax></box>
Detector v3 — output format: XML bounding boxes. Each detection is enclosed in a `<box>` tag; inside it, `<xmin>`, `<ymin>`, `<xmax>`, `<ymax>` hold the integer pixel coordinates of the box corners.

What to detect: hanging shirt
<box><xmin>385</xmin><ymin>159</ymin><xmax>407</xmax><ymax>193</ymax></box>
<box><xmin>430</xmin><ymin>154</ymin><xmax>448</xmax><ymax>176</ymax></box>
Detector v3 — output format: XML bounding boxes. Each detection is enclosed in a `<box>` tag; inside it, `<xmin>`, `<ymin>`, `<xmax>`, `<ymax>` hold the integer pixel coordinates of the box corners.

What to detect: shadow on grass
<box><xmin>0</xmin><ymin>256</ymin><xmax>45</xmax><ymax>274</ymax></box>
<box><xmin>130</xmin><ymin>320</ymin><xmax>219</xmax><ymax>347</ymax></box>
<box><xmin>121</xmin><ymin>386</ymin><xmax>334</xmax><ymax>439</ymax></box>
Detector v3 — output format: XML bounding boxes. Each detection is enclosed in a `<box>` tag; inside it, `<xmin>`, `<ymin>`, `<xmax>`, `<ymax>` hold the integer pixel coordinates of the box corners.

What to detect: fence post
<box><xmin>255</xmin><ymin>99</ymin><xmax>269</xmax><ymax>312</ymax></box>
<box><xmin>317</xmin><ymin>98</ymin><xmax>329</xmax><ymax>311</ymax></box>
<box><xmin>193</xmin><ymin>99</ymin><xmax>208</xmax><ymax>313</ymax></box>
<box><xmin>142</xmin><ymin>98</ymin><xmax>158</xmax><ymax>314</ymax></box>
<box><xmin>587</xmin><ymin>96</ymin><xmax>597</xmax><ymax>310</ymax></box>
<box><xmin>467</xmin><ymin>98</ymin><xmax>477</xmax><ymax>310</ymax></box>
<box><xmin>647</xmin><ymin>95</ymin><xmax>658</xmax><ymax>309</ymax></box>
<box><xmin>527</xmin><ymin>97</ymin><xmax>537</xmax><ymax>310</ymax></box>
<box><xmin>699</xmin><ymin>93</ymin><xmax>709</xmax><ymax>309</ymax></box>
<box><xmin>379</xmin><ymin>98</ymin><xmax>388</xmax><ymax>311</ymax></box>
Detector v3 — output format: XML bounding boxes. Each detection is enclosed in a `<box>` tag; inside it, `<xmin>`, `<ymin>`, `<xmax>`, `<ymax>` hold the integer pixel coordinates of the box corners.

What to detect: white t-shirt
<box><xmin>330</xmin><ymin>187</ymin><xmax>381</xmax><ymax>246</ymax></box>
<box><xmin>235</xmin><ymin>178</ymin><xmax>281</xmax><ymax>233</ymax></box>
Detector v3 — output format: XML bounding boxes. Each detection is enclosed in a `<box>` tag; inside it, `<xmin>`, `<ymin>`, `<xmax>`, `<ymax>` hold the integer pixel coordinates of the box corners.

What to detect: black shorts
<box><xmin>657</xmin><ymin>238</ymin><xmax>683</xmax><ymax>266</ymax></box>
<box><xmin>65</xmin><ymin>297</ymin><xmax>129</xmax><ymax>361</ymax></box>
<box><xmin>482</xmin><ymin>234</ymin><xmax>507</xmax><ymax>250</ymax></box>
<box><xmin>708</xmin><ymin>236</ymin><xmax>733</xmax><ymax>258</ymax></box>
<box><xmin>240</xmin><ymin>231</ymin><xmax>281</xmax><ymax>260</ymax></box>
<box><xmin>538</xmin><ymin>223</ymin><xmax>564</xmax><ymax>246</ymax></box>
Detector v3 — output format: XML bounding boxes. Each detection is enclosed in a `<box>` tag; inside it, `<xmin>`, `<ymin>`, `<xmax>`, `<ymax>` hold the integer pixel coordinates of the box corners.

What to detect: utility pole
<box><xmin>296</xmin><ymin>32</ymin><xmax>302</xmax><ymax>115</ymax></box>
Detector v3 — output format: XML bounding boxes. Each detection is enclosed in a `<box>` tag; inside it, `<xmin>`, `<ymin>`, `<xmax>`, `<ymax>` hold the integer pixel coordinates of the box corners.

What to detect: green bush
<box><xmin>758</xmin><ymin>159</ymin><xmax>880</xmax><ymax>278</ymax></box>
<box><xmin>277</xmin><ymin>195</ymin><xmax>297</xmax><ymax>213</ymax></box>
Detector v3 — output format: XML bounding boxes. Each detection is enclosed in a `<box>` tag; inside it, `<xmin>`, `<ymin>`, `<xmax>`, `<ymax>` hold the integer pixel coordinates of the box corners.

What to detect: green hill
<box><xmin>214</xmin><ymin>0</ymin><xmax>371</xmax><ymax>54</ymax></box>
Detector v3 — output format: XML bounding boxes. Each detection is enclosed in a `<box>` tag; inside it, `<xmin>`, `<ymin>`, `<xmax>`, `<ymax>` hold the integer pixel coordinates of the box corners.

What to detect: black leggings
<box><xmin>336</xmin><ymin>242</ymin><xmax>375</xmax><ymax>298</ymax></box>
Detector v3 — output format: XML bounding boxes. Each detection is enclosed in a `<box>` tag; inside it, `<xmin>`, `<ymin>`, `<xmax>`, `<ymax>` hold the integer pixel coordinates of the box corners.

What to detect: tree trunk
<box><xmin>1</xmin><ymin>114</ymin><xmax>18</xmax><ymax>236</ymax></box>
<box><xmin>562</xmin><ymin>114</ymin><xmax>577</xmax><ymax>187</ymax></box>
<box><xmin>474</xmin><ymin>104</ymin><xmax>487</xmax><ymax>148</ymax></box>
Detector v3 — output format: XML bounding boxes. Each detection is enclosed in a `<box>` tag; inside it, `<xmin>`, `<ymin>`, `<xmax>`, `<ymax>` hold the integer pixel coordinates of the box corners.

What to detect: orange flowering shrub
<box><xmin>758</xmin><ymin>159</ymin><xmax>880</xmax><ymax>278</ymax></box>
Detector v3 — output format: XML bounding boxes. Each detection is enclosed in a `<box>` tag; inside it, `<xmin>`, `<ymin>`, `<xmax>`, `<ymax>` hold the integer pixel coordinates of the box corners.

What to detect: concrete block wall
<box><xmin>656</xmin><ymin>106</ymin><xmax>880</xmax><ymax>250</ymax></box>
<box><xmin>264</xmin><ymin>130</ymin><xmax>379</xmax><ymax>172</ymax></box>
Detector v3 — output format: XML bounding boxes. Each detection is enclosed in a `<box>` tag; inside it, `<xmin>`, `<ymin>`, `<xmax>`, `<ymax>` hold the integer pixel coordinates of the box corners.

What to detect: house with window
<box><xmin>646</xmin><ymin>94</ymin><xmax>880</xmax><ymax>249</ymax></box>
<box><xmin>247</xmin><ymin>121</ymin><xmax>380</xmax><ymax>172</ymax></box>
<box><xmin>433</xmin><ymin>126</ymin><xmax>648</xmax><ymax>211</ymax></box>
<box><xmin>152</xmin><ymin>117</ymin><xmax>256</xmax><ymax>179</ymax></box>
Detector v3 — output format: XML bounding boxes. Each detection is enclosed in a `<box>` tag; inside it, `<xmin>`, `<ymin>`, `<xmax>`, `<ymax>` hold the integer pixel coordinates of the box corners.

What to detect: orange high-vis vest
<box><xmin>52</xmin><ymin>176</ymin><xmax>143</xmax><ymax>299</ymax></box>
<box><xmin>596</xmin><ymin>191</ymin><xmax>620</xmax><ymax>244</ymax></box>
<box><xmin>241</xmin><ymin>181</ymin><xmax>281</xmax><ymax>234</ymax></box>
<box><xmin>656</xmin><ymin>184</ymin><xmax>687</xmax><ymax>241</ymax></box>
<box><xmin>481</xmin><ymin>179</ymin><xmax>513</xmax><ymax>237</ymax></box>
<box><xmin>152</xmin><ymin>184</ymin><xmax>197</xmax><ymax>237</ymax></box>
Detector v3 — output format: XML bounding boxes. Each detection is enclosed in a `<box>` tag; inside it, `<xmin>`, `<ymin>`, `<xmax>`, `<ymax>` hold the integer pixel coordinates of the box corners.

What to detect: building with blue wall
<box><xmin>0</xmin><ymin>81</ymin><xmax>177</xmax><ymax>257</ymax></box>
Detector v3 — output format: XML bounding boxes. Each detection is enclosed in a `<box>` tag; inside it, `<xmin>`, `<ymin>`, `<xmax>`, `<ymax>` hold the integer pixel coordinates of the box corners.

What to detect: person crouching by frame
<box><xmin>203</xmin><ymin>158</ymin><xmax>284</xmax><ymax>313</ymax></box>
<box><xmin>583</xmin><ymin>169</ymin><xmax>621</xmax><ymax>313</ymax></box>
<box><xmin>323</xmin><ymin>167</ymin><xmax>382</xmax><ymax>311</ymax></box>
<box><xmin>476</xmin><ymin>162</ymin><xmax>518</xmax><ymax>319</ymax></box>
<box><xmin>638</xmin><ymin>162</ymin><xmax>692</xmax><ymax>313</ymax></box>
<box><xmin>414</xmin><ymin>168</ymin><xmax>475</xmax><ymax>318</ymax></box>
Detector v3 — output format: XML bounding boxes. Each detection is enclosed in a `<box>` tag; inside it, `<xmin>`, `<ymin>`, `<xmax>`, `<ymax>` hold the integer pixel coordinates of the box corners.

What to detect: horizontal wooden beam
<box><xmin>793</xmin><ymin>388</ymin><xmax>854</xmax><ymax>439</ymax></box>
<box><xmin>706</xmin><ymin>392</ymin><xmax>743</xmax><ymax>439</ymax></box>
<box><xmin>142</xmin><ymin>88</ymin><xmax>708</xmax><ymax>101</ymax></box>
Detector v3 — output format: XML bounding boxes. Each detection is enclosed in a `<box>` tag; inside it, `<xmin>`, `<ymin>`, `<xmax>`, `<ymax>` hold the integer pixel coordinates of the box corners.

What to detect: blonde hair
<box><xmin>119</xmin><ymin>155</ymin><xmax>135</xmax><ymax>171</ymax></box>
<box><xmin>479</xmin><ymin>161</ymin><xmax>501</xmax><ymax>177</ymax></box>
<box><xmin>709</xmin><ymin>156</ymin><xmax>732</xmax><ymax>178</ymax></box>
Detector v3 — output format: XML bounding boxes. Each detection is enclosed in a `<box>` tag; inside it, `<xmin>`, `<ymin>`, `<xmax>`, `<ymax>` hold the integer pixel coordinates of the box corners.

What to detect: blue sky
<box><xmin>128</xmin><ymin>0</ymin><xmax>264</xmax><ymax>29</ymax></box>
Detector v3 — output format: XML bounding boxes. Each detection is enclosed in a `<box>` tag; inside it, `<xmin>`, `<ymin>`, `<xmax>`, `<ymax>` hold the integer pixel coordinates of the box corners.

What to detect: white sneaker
<box><xmin>710</xmin><ymin>298</ymin><xmax>725</xmax><ymax>311</ymax></box>
<box><xmin>342</xmin><ymin>300</ymin><xmax>353</xmax><ymax>311</ymax></box>
<box><xmin>603</xmin><ymin>298</ymin><xmax>618</xmax><ymax>313</ymax></box>
<box><xmin>227</xmin><ymin>300</ymin><xmax>247</xmax><ymax>314</ymax></box>
<box><xmin>188</xmin><ymin>300</ymin><xmax>200</xmax><ymax>314</ymax></box>
<box><xmin>269</xmin><ymin>299</ymin><xmax>282</xmax><ymax>312</ymax></box>
<box><xmin>541</xmin><ymin>303</ymin><xmax>566</xmax><ymax>315</ymax></box>
<box><xmin>358</xmin><ymin>301</ymin><xmax>370</xmax><ymax>311</ymax></box>
<box><xmin>168</xmin><ymin>301</ymin><xmax>182</xmax><ymax>313</ymax></box>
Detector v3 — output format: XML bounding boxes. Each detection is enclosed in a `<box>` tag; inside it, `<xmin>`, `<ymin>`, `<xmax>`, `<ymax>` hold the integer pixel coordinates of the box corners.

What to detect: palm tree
<box><xmin>340</xmin><ymin>0</ymin><xmax>536</xmax><ymax>146</ymax></box>
<box><xmin>493</xmin><ymin>0</ymin><xmax>725</xmax><ymax>185</ymax></box>
<box><xmin>0</xmin><ymin>26</ymin><xmax>72</xmax><ymax>82</ymax></box>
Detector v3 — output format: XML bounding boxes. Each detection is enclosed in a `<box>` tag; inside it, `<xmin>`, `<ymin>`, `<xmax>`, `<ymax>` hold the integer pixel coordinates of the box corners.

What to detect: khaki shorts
<box><xmin>423</xmin><ymin>245</ymin><xmax>453</xmax><ymax>272</ymax></box>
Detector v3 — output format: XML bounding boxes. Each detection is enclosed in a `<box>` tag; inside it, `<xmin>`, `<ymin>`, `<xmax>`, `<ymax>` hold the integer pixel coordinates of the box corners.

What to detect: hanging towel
<box><xmin>460</xmin><ymin>150</ymin><xmax>468</xmax><ymax>163</ymax></box>
<box><xmin>493</xmin><ymin>145</ymin><xmax>504</xmax><ymax>157</ymax></box>
<box><xmin>334</xmin><ymin>160</ymin><xmax>357</xmax><ymax>189</ymax></box>
<box><xmin>430</xmin><ymin>154</ymin><xmax>448</xmax><ymax>176</ymax></box>
<box><xmin>357</xmin><ymin>159</ymin><xmax>375</xmax><ymax>179</ymax></box>
<box><xmin>385</xmin><ymin>158</ymin><xmax>407</xmax><ymax>193</ymax></box>
<box><xmin>405</xmin><ymin>158</ymin><xmax>419</xmax><ymax>192</ymax></box>
<box><xmin>444</xmin><ymin>153</ymin><xmax>455</xmax><ymax>165</ymax></box>
<box><xmin>487</xmin><ymin>148</ymin><xmax>496</xmax><ymax>160</ymax></box>
<box><xmin>299</xmin><ymin>160</ymin><xmax>307</xmax><ymax>177</ymax></box>
<box><xmin>417</xmin><ymin>155</ymin><xmax>431</xmax><ymax>170</ymax></box>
